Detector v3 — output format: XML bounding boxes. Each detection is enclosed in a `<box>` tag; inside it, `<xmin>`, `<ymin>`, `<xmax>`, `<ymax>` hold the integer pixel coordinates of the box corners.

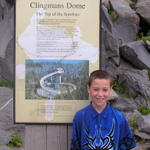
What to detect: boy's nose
<box><xmin>97</xmin><ymin>91</ymin><xmax>103</xmax><ymax>96</ymax></box>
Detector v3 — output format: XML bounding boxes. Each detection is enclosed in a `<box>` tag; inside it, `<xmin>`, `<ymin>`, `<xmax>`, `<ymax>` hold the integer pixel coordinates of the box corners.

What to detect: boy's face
<box><xmin>87</xmin><ymin>78</ymin><xmax>112</xmax><ymax>110</ymax></box>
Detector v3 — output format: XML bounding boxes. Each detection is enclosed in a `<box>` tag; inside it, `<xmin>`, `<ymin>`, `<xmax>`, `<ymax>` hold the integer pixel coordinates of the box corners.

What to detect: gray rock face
<box><xmin>0</xmin><ymin>130</ymin><xmax>11</xmax><ymax>145</ymax></box>
<box><xmin>139</xmin><ymin>115</ymin><xmax>150</xmax><ymax>134</ymax></box>
<box><xmin>0</xmin><ymin>38</ymin><xmax>14</xmax><ymax>81</ymax></box>
<box><xmin>101</xmin><ymin>29</ymin><xmax>120</xmax><ymax>67</ymax></box>
<box><xmin>136</xmin><ymin>0</ymin><xmax>150</xmax><ymax>24</ymax></box>
<box><xmin>0</xmin><ymin>0</ymin><xmax>8</xmax><ymax>21</ymax></box>
<box><xmin>0</xmin><ymin>5</ymin><xmax>14</xmax><ymax>81</ymax></box>
<box><xmin>101</xmin><ymin>5</ymin><xmax>120</xmax><ymax>69</ymax></box>
<box><xmin>120</xmin><ymin>41</ymin><xmax>150</xmax><ymax>69</ymax></box>
<box><xmin>101</xmin><ymin>5</ymin><xmax>113</xmax><ymax>33</ymax></box>
<box><xmin>110</xmin><ymin>0</ymin><xmax>140</xmax><ymax>43</ymax></box>
<box><xmin>117</xmin><ymin>69</ymin><xmax>150</xmax><ymax>101</ymax></box>
<box><xmin>112</xmin><ymin>96</ymin><xmax>136</xmax><ymax>112</ymax></box>
<box><xmin>102</xmin><ymin>0</ymin><xmax>110</xmax><ymax>10</ymax></box>
<box><xmin>110</xmin><ymin>0</ymin><xmax>135</xmax><ymax>15</ymax></box>
<box><xmin>135</xmin><ymin>115</ymin><xmax>150</xmax><ymax>140</ymax></box>
<box><xmin>0</xmin><ymin>87</ymin><xmax>25</xmax><ymax>149</ymax></box>
<box><xmin>113</xmin><ymin>17</ymin><xmax>139</xmax><ymax>43</ymax></box>
<box><xmin>0</xmin><ymin>6</ymin><xmax>14</xmax><ymax>58</ymax></box>
<box><xmin>145</xmin><ymin>41</ymin><xmax>150</xmax><ymax>51</ymax></box>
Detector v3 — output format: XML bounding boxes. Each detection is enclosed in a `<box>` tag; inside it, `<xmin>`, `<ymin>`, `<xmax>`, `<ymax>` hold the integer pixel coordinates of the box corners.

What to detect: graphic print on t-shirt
<box><xmin>82</xmin><ymin>120</ymin><xmax>115</xmax><ymax>150</ymax></box>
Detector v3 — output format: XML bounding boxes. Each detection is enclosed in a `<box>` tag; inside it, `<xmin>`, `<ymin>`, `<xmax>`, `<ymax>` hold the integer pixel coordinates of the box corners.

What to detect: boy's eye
<box><xmin>93</xmin><ymin>88</ymin><xmax>99</xmax><ymax>91</ymax></box>
<box><xmin>103</xmin><ymin>88</ymin><xmax>108</xmax><ymax>92</ymax></box>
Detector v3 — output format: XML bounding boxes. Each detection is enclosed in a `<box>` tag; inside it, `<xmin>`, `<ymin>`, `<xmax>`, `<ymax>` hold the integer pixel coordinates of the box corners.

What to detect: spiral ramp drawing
<box><xmin>36</xmin><ymin>68</ymin><xmax>76</xmax><ymax>99</ymax></box>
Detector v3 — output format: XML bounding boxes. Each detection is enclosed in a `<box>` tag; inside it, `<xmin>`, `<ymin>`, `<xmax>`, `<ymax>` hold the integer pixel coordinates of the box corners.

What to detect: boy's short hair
<box><xmin>88</xmin><ymin>70</ymin><xmax>113</xmax><ymax>87</ymax></box>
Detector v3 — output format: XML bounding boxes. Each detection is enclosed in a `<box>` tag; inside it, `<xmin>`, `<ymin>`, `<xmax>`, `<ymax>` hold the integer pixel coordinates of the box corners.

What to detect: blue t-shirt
<box><xmin>70</xmin><ymin>104</ymin><xmax>136</xmax><ymax>150</ymax></box>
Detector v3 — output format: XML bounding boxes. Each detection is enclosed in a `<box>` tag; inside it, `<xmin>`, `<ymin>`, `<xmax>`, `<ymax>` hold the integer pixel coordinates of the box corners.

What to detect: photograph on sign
<box><xmin>25</xmin><ymin>59</ymin><xmax>89</xmax><ymax>100</ymax></box>
<box><xmin>15</xmin><ymin>0</ymin><xmax>100</xmax><ymax>123</ymax></box>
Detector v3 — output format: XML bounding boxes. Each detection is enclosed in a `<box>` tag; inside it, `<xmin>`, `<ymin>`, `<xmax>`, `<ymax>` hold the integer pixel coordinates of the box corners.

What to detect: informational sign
<box><xmin>15</xmin><ymin>0</ymin><xmax>100</xmax><ymax>123</ymax></box>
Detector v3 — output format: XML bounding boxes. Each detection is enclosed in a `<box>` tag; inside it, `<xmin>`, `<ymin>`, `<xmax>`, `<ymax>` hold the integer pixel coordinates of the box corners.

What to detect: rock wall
<box><xmin>102</xmin><ymin>0</ymin><xmax>150</xmax><ymax>142</ymax></box>
<box><xmin>0</xmin><ymin>1</ymin><xmax>24</xmax><ymax>149</ymax></box>
<box><xmin>0</xmin><ymin>0</ymin><xmax>14</xmax><ymax>81</ymax></box>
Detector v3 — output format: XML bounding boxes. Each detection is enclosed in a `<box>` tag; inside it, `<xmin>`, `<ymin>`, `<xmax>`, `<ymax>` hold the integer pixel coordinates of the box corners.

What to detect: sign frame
<box><xmin>14</xmin><ymin>0</ymin><xmax>101</xmax><ymax>124</ymax></box>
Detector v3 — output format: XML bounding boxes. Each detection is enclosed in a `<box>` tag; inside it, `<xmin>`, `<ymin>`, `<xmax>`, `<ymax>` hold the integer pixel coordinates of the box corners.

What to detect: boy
<box><xmin>70</xmin><ymin>70</ymin><xmax>136</xmax><ymax>150</ymax></box>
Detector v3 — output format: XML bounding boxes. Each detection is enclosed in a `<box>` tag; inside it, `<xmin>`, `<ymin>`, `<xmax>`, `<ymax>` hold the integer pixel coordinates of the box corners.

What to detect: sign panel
<box><xmin>15</xmin><ymin>0</ymin><xmax>100</xmax><ymax>123</ymax></box>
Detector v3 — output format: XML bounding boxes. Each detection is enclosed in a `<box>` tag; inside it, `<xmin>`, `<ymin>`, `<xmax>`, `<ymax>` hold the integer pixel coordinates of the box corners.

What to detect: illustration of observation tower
<box><xmin>36</xmin><ymin>68</ymin><xmax>76</xmax><ymax>99</ymax></box>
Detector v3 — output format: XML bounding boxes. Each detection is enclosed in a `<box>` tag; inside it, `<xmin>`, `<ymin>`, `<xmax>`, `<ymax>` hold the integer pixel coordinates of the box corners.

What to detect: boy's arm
<box><xmin>70</xmin><ymin>113</ymin><xmax>81</xmax><ymax>150</ymax></box>
<box><xmin>119</xmin><ymin>116</ymin><xmax>136</xmax><ymax>150</ymax></box>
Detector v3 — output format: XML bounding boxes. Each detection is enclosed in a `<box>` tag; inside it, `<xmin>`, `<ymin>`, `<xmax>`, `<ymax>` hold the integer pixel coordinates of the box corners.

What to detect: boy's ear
<box><xmin>110</xmin><ymin>86</ymin><xmax>113</xmax><ymax>94</ymax></box>
<box><xmin>110</xmin><ymin>86</ymin><xmax>113</xmax><ymax>92</ymax></box>
<box><xmin>108</xmin><ymin>89</ymin><xmax>118</xmax><ymax>100</ymax></box>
